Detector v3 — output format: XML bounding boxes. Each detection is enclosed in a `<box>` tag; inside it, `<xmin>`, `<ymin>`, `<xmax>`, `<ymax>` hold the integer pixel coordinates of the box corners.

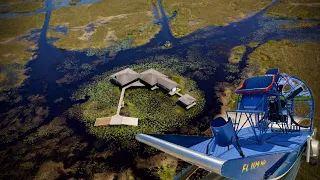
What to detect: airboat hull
<box><xmin>136</xmin><ymin>127</ymin><xmax>312</xmax><ymax>180</ymax></box>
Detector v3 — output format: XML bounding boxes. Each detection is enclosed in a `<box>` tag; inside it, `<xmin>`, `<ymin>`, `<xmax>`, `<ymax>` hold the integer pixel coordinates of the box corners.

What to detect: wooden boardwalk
<box><xmin>116</xmin><ymin>81</ymin><xmax>145</xmax><ymax>115</ymax></box>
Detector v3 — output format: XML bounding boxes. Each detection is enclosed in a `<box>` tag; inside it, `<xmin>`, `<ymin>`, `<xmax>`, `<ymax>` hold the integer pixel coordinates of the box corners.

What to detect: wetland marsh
<box><xmin>0</xmin><ymin>0</ymin><xmax>319</xmax><ymax>179</ymax></box>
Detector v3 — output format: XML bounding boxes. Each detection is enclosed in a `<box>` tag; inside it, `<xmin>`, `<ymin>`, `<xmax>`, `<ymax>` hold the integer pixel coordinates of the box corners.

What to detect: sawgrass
<box><xmin>162</xmin><ymin>0</ymin><xmax>272</xmax><ymax>37</ymax></box>
<box><xmin>0</xmin><ymin>13</ymin><xmax>45</xmax><ymax>41</ymax></box>
<box><xmin>50</xmin><ymin>0</ymin><xmax>160</xmax><ymax>50</ymax></box>
<box><xmin>0</xmin><ymin>0</ymin><xmax>22</xmax><ymax>6</ymax></box>
<box><xmin>54</xmin><ymin>12</ymin><xmax>160</xmax><ymax>50</ymax></box>
<box><xmin>0</xmin><ymin>41</ymin><xmax>36</xmax><ymax>91</ymax></box>
<box><xmin>46</xmin><ymin>29</ymin><xmax>64</xmax><ymax>39</ymax></box>
<box><xmin>229</xmin><ymin>45</ymin><xmax>246</xmax><ymax>63</ymax></box>
<box><xmin>267</xmin><ymin>0</ymin><xmax>320</xmax><ymax>20</ymax></box>
<box><xmin>280</xmin><ymin>21</ymin><xmax>319</xmax><ymax>29</ymax></box>
<box><xmin>69</xmin><ymin>0</ymin><xmax>81</xmax><ymax>6</ymax></box>
<box><xmin>4</xmin><ymin>0</ymin><xmax>44</xmax><ymax>13</ymax></box>
<box><xmin>0</xmin><ymin>95</ymin><xmax>49</xmax><ymax>144</ymax></box>
<box><xmin>50</xmin><ymin>0</ymin><xmax>154</xmax><ymax>27</ymax></box>
<box><xmin>248</xmin><ymin>42</ymin><xmax>259</xmax><ymax>48</ymax></box>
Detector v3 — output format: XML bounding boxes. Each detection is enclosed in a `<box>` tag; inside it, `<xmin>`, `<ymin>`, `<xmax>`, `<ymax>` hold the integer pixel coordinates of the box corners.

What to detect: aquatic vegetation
<box><xmin>0</xmin><ymin>40</ymin><xmax>37</xmax><ymax>91</ymax></box>
<box><xmin>280</xmin><ymin>21</ymin><xmax>319</xmax><ymax>29</ymax></box>
<box><xmin>50</xmin><ymin>0</ymin><xmax>160</xmax><ymax>51</ymax></box>
<box><xmin>24</xmin><ymin>117</ymin><xmax>72</xmax><ymax>144</ymax></box>
<box><xmin>46</xmin><ymin>29</ymin><xmax>64</xmax><ymax>39</ymax></box>
<box><xmin>162</xmin><ymin>0</ymin><xmax>272</xmax><ymax>37</ymax></box>
<box><xmin>163</xmin><ymin>41</ymin><xmax>173</xmax><ymax>49</ymax></box>
<box><xmin>53</xmin><ymin>13</ymin><xmax>160</xmax><ymax>51</ymax></box>
<box><xmin>0</xmin><ymin>114</ymin><xmax>94</xmax><ymax>179</ymax></box>
<box><xmin>93</xmin><ymin>173</ymin><xmax>116</xmax><ymax>180</ymax></box>
<box><xmin>0</xmin><ymin>95</ymin><xmax>49</xmax><ymax>144</ymax></box>
<box><xmin>50</xmin><ymin>0</ymin><xmax>154</xmax><ymax>27</ymax></box>
<box><xmin>69</xmin><ymin>59</ymin><xmax>206</xmax><ymax>148</ymax></box>
<box><xmin>34</xmin><ymin>161</ymin><xmax>65</xmax><ymax>180</ymax></box>
<box><xmin>56</xmin><ymin>56</ymin><xmax>96</xmax><ymax>84</ymax></box>
<box><xmin>0</xmin><ymin>0</ymin><xmax>44</xmax><ymax>13</ymax></box>
<box><xmin>248</xmin><ymin>42</ymin><xmax>260</xmax><ymax>48</ymax></box>
<box><xmin>0</xmin><ymin>14</ymin><xmax>45</xmax><ymax>91</ymax></box>
<box><xmin>0</xmin><ymin>0</ymin><xmax>22</xmax><ymax>6</ymax></box>
<box><xmin>267</xmin><ymin>0</ymin><xmax>320</xmax><ymax>20</ymax></box>
<box><xmin>69</xmin><ymin>0</ymin><xmax>81</xmax><ymax>6</ymax></box>
<box><xmin>228</xmin><ymin>45</ymin><xmax>246</xmax><ymax>63</ymax></box>
<box><xmin>136</xmin><ymin>153</ymin><xmax>178</xmax><ymax>180</ymax></box>
<box><xmin>0</xmin><ymin>13</ymin><xmax>45</xmax><ymax>41</ymax></box>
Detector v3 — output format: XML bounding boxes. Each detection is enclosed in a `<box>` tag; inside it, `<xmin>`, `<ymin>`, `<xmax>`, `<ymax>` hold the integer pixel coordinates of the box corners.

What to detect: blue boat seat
<box><xmin>266</xmin><ymin>68</ymin><xmax>280</xmax><ymax>82</ymax></box>
<box><xmin>236</xmin><ymin>75</ymin><xmax>275</xmax><ymax>94</ymax></box>
<box><xmin>207</xmin><ymin>117</ymin><xmax>244</xmax><ymax>157</ymax></box>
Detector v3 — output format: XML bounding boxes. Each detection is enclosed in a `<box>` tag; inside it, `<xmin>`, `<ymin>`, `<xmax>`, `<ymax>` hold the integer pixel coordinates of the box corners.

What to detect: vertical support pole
<box><xmin>306</xmin><ymin>135</ymin><xmax>311</xmax><ymax>163</ymax></box>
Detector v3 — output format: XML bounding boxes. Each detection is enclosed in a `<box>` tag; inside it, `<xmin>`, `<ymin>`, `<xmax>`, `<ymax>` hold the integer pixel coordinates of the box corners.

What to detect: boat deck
<box><xmin>189</xmin><ymin>127</ymin><xmax>312</xmax><ymax>160</ymax></box>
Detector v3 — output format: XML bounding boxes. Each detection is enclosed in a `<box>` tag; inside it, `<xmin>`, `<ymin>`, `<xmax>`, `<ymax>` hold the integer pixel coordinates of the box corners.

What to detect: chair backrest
<box><xmin>211</xmin><ymin>117</ymin><xmax>236</xmax><ymax>147</ymax></box>
<box><xmin>236</xmin><ymin>75</ymin><xmax>275</xmax><ymax>94</ymax></box>
<box><xmin>266</xmin><ymin>68</ymin><xmax>280</xmax><ymax>82</ymax></box>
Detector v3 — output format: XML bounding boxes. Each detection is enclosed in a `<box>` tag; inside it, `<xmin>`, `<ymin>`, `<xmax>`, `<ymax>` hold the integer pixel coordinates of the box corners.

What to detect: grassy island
<box><xmin>49</xmin><ymin>0</ymin><xmax>160</xmax><ymax>51</ymax></box>
<box><xmin>0</xmin><ymin>13</ymin><xmax>45</xmax><ymax>91</ymax></box>
<box><xmin>69</xmin><ymin>61</ymin><xmax>205</xmax><ymax>148</ymax></box>
<box><xmin>267</xmin><ymin>0</ymin><xmax>320</xmax><ymax>20</ymax></box>
<box><xmin>228</xmin><ymin>45</ymin><xmax>246</xmax><ymax>63</ymax></box>
<box><xmin>162</xmin><ymin>0</ymin><xmax>272</xmax><ymax>37</ymax></box>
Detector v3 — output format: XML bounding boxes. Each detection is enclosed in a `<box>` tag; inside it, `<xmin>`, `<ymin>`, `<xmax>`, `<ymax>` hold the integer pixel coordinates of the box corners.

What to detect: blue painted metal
<box><xmin>135</xmin><ymin>69</ymin><xmax>316</xmax><ymax>180</ymax></box>
<box><xmin>236</xmin><ymin>75</ymin><xmax>275</xmax><ymax>94</ymax></box>
<box><xmin>207</xmin><ymin>117</ymin><xmax>244</xmax><ymax>157</ymax></box>
<box><xmin>221</xmin><ymin>152</ymin><xmax>287</xmax><ymax>179</ymax></box>
<box><xmin>135</xmin><ymin>134</ymin><xmax>226</xmax><ymax>174</ymax></box>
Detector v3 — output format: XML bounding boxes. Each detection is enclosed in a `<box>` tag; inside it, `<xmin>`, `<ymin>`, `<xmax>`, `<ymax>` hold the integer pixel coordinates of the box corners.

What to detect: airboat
<box><xmin>136</xmin><ymin>68</ymin><xmax>319</xmax><ymax>179</ymax></box>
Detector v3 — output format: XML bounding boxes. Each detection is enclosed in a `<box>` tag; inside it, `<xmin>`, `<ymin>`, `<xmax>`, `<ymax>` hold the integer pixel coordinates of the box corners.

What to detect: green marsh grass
<box><xmin>0</xmin><ymin>13</ymin><xmax>45</xmax><ymax>41</ymax></box>
<box><xmin>248</xmin><ymin>42</ymin><xmax>259</xmax><ymax>48</ymax></box>
<box><xmin>229</xmin><ymin>45</ymin><xmax>246</xmax><ymax>63</ymax></box>
<box><xmin>267</xmin><ymin>0</ymin><xmax>320</xmax><ymax>20</ymax></box>
<box><xmin>50</xmin><ymin>1</ymin><xmax>161</xmax><ymax>50</ymax></box>
<box><xmin>162</xmin><ymin>0</ymin><xmax>272</xmax><ymax>37</ymax></box>
<box><xmin>280</xmin><ymin>21</ymin><xmax>319</xmax><ymax>29</ymax></box>
<box><xmin>5</xmin><ymin>0</ymin><xmax>44</xmax><ymax>13</ymax></box>
<box><xmin>0</xmin><ymin>14</ymin><xmax>44</xmax><ymax>91</ymax></box>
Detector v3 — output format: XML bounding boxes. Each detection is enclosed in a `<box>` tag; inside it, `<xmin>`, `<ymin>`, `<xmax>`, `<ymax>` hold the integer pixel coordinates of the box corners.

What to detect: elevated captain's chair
<box><xmin>207</xmin><ymin>117</ymin><xmax>244</xmax><ymax>157</ymax></box>
<box><xmin>235</xmin><ymin>74</ymin><xmax>277</xmax><ymax>112</ymax></box>
<box><xmin>232</xmin><ymin>74</ymin><xmax>279</xmax><ymax>138</ymax></box>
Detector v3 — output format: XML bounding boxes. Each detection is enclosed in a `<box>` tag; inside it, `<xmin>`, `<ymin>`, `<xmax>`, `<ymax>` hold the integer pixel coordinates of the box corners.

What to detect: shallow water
<box><xmin>0</xmin><ymin>0</ymin><xmax>320</xmax><ymax>177</ymax></box>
